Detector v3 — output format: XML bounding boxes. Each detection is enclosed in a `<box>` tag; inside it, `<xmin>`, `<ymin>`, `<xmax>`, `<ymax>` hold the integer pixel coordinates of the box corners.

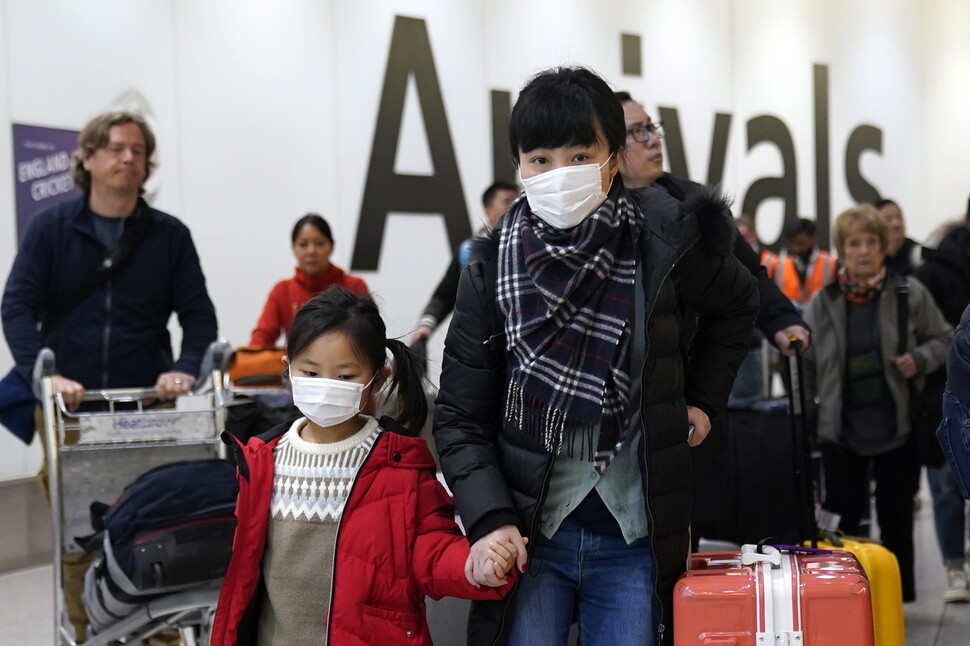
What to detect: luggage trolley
<box><xmin>37</xmin><ymin>344</ymin><xmax>231</xmax><ymax>646</ymax></box>
<box><xmin>219</xmin><ymin>342</ymin><xmax>297</xmax><ymax>439</ymax></box>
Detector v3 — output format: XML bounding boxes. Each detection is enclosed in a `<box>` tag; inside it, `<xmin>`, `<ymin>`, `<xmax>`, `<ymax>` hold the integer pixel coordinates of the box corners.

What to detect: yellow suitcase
<box><xmin>817</xmin><ymin>532</ymin><xmax>905</xmax><ymax>646</ymax></box>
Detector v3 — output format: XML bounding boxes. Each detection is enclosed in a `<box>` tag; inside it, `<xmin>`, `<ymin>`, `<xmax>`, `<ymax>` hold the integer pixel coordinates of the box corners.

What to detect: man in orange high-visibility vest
<box><xmin>764</xmin><ymin>218</ymin><xmax>838</xmax><ymax>307</ymax></box>
<box><xmin>736</xmin><ymin>214</ymin><xmax>779</xmax><ymax>270</ymax></box>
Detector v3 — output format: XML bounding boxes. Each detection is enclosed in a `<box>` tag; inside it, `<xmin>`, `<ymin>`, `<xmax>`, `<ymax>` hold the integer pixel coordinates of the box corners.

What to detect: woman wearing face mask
<box><xmin>433</xmin><ymin>66</ymin><xmax>758</xmax><ymax>646</ymax></box>
<box><xmin>212</xmin><ymin>287</ymin><xmax>517</xmax><ymax>646</ymax></box>
<box><xmin>249</xmin><ymin>213</ymin><xmax>369</xmax><ymax>347</ymax></box>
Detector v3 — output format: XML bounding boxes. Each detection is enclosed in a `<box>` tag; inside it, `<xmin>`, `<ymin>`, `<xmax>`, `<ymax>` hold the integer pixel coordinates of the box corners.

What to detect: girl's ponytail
<box><xmin>383</xmin><ymin>338</ymin><xmax>429</xmax><ymax>435</ymax></box>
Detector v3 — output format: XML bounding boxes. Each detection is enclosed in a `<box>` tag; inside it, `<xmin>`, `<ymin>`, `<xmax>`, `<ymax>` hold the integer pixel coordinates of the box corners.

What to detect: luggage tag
<box><xmin>770</xmin><ymin>544</ymin><xmax>834</xmax><ymax>555</ymax></box>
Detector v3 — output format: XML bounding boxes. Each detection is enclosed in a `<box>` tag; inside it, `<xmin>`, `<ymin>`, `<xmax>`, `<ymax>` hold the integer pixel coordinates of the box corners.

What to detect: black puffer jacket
<box><xmin>656</xmin><ymin>173</ymin><xmax>805</xmax><ymax>342</ymax></box>
<box><xmin>917</xmin><ymin>225</ymin><xmax>970</xmax><ymax>327</ymax></box>
<box><xmin>433</xmin><ymin>184</ymin><xmax>758</xmax><ymax>645</ymax></box>
<box><xmin>655</xmin><ymin>173</ymin><xmax>808</xmax><ymax>535</ymax></box>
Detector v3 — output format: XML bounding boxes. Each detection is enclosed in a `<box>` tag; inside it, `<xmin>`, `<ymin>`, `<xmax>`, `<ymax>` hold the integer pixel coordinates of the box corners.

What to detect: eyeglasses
<box><xmin>625</xmin><ymin>122</ymin><xmax>664</xmax><ymax>143</ymax></box>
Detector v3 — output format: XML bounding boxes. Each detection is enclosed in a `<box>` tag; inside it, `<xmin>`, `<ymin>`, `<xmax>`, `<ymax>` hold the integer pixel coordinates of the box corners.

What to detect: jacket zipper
<box><xmin>101</xmin><ymin>283</ymin><xmax>112</xmax><ymax>388</ymax></box>
<box><xmin>640</xmin><ymin>240</ymin><xmax>693</xmax><ymax>646</ymax></box>
<box><xmin>323</xmin><ymin>433</ymin><xmax>379</xmax><ymax>645</ymax></box>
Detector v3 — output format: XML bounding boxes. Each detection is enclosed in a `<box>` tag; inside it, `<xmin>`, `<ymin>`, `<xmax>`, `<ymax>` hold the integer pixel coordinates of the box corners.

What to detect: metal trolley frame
<box><xmin>37</xmin><ymin>346</ymin><xmax>229</xmax><ymax>646</ymax></box>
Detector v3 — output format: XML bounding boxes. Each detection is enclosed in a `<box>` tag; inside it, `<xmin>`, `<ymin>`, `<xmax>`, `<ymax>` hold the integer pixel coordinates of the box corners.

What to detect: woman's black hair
<box><xmin>509</xmin><ymin>66</ymin><xmax>625</xmax><ymax>164</ymax></box>
<box><xmin>287</xmin><ymin>286</ymin><xmax>428</xmax><ymax>434</ymax></box>
<box><xmin>291</xmin><ymin>212</ymin><xmax>333</xmax><ymax>245</ymax></box>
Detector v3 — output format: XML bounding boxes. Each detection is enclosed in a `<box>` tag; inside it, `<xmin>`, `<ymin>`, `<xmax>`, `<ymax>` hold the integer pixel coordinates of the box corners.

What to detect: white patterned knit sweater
<box><xmin>257</xmin><ymin>416</ymin><xmax>381</xmax><ymax>646</ymax></box>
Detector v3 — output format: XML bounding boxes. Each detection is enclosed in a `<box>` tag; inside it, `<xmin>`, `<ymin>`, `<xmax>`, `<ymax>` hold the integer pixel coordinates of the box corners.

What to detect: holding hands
<box><xmin>465</xmin><ymin>525</ymin><xmax>529</xmax><ymax>588</ymax></box>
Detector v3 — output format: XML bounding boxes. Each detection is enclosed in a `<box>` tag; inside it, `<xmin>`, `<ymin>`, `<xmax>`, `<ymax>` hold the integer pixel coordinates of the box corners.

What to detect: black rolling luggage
<box><xmin>714</xmin><ymin>405</ymin><xmax>803</xmax><ymax>544</ymax></box>
<box><xmin>698</xmin><ymin>339</ymin><xmax>815</xmax><ymax>547</ymax></box>
<box><xmin>82</xmin><ymin>459</ymin><xmax>238</xmax><ymax>634</ymax></box>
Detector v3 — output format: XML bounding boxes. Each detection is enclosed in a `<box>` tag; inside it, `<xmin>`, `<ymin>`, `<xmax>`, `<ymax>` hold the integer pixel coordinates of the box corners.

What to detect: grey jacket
<box><xmin>803</xmin><ymin>272</ymin><xmax>952</xmax><ymax>445</ymax></box>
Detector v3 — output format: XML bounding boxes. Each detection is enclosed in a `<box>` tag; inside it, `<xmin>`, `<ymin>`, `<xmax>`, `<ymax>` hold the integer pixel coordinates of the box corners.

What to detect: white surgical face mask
<box><xmin>290</xmin><ymin>372</ymin><xmax>377</xmax><ymax>428</ymax></box>
<box><xmin>520</xmin><ymin>154</ymin><xmax>614</xmax><ymax>230</ymax></box>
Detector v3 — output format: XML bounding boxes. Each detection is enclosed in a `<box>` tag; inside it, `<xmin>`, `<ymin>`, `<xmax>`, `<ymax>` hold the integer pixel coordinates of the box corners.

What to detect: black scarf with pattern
<box><xmin>497</xmin><ymin>184</ymin><xmax>644</xmax><ymax>473</ymax></box>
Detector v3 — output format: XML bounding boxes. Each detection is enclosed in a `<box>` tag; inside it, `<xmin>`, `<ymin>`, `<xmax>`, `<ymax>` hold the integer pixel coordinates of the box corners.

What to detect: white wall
<box><xmin>0</xmin><ymin>0</ymin><xmax>42</xmax><ymax>478</ymax></box>
<box><xmin>172</xmin><ymin>0</ymin><xmax>339</xmax><ymax>351</ymax></box>
<box><xmin>1</xmin><ymin>0</ymin><xmax>968</xmax><ymax>480</ymax></box>
<box><xmin>922</xmin><ymin>0</ymin><xmax>970</xmax><ymax>227</ymax></box>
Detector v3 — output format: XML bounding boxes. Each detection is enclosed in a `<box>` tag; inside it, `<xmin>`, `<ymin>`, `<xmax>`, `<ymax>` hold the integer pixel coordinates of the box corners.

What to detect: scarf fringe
<box><xmin>506</xmin><ymin>383</ymin><xmax>599</xmax><ymax>459</ymax></box>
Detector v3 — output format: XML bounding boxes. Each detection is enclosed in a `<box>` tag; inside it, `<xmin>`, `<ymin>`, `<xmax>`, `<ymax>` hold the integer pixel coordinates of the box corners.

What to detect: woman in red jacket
<box><xmin>249</xmin><ymin>214</ymin><xmax>369</xmax><ymax>346</ymax></box>
<box><xmin>214</xmin><ymin>287</ymin><xmax>517</xmax><ymax>645</ymax></box>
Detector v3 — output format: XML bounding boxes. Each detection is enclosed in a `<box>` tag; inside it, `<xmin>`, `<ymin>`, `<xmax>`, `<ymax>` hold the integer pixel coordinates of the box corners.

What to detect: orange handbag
<box><xmin>227</xmin><ymin>347</ymin><xmax>286</xmax><ymax>386</ymax></box>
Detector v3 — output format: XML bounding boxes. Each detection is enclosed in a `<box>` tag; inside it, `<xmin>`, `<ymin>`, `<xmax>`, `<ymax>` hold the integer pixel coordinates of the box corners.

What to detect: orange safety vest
<box><xmin>764</xmin><ymin>250</ymin><xmax>838</xmax><ymax>305</ymax></box>
<box><xmin>759</xmin><ymin>249</ymin><xmax>778</xmax><ymax>269</ymax></box>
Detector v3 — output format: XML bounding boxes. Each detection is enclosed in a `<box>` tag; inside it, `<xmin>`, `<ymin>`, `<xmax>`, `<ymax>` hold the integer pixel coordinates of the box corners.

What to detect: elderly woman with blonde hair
<box><xmin>803</xmin><ymin>204</ymin><xmax>952</xmax><ymax>603</ymax></box>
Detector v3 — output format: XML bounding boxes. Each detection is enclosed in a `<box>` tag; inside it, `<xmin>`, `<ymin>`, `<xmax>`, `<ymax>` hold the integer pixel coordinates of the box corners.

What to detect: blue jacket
<box><xmin>940</xmin><ymin>304</ymin><xmax>970</xmax><ymax>498</ymax></box>
<box><xmin>946</xmin><ymin>304</ymin><xmax>970</xmax><ymax>403</ymax></box>
<box><xmin>2</xmin><ymin>196</ymin><xmax>217</xmax><ymax>390</ymax></box>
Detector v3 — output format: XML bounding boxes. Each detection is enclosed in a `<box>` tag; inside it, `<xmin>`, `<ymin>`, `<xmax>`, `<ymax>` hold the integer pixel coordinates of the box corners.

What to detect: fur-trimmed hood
<box><xmin>678</xmin><ymin>182</ymin><xmax>736</xmax><ymax>257</ymax></box>
<box><xmin>653</xmin><ymin>173</ymin><xmax>736</xmax><ymax>258</ymax></box>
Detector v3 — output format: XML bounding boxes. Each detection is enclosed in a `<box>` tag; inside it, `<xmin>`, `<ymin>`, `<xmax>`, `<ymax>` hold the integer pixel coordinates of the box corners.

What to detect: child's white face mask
<box><xmin>290</xmin><ymin>372</ymin><xmax>376</xmax><ymax>427</ymax></box>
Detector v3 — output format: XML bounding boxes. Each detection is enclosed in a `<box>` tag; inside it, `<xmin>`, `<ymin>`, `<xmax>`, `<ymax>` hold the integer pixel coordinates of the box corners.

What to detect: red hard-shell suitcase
<box><xmin>674</xmin><ymin>545</ymin><xmax>875</xmax><ymax>646</ymax></box>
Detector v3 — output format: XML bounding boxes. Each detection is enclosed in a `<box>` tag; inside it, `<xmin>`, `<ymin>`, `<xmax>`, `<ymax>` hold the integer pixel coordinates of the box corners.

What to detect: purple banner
<box><xmin>12</xmin><ymin>123</ymin><xmax>81</xmax><ymax>242</ymax></box>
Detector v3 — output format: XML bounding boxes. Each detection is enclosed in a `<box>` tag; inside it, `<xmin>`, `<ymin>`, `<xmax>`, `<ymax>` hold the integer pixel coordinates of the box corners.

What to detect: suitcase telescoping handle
<box><xmin>787</xmin><ymin>337</ymin><xmax>818</xmax><ymax>548</ymax></box>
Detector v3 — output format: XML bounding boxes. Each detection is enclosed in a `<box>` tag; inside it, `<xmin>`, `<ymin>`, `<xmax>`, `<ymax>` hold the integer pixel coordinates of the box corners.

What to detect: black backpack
<box><xmin>87</xmin><ymin>459</ymin><xmax>238</xmax><ymax>591</ymax></box>
<box><xmin>83</xmin><ymin>459</ymin><xmax>239</xmax><ymax>634</ymax></box>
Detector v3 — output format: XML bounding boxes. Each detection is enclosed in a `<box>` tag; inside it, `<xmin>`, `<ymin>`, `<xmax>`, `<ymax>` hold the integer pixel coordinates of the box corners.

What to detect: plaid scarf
<box><xmin>837</xmin><ymin>265</ymin><xmax>886</xmax><ymax>304</ymax></box>
<box><xmin>497</xmin><ymin>186</ymin><xmax>643</xmax><ymax>473</ymax></box>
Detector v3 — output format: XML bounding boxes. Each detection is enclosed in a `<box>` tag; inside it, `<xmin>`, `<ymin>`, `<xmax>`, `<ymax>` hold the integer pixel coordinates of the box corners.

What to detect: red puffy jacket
<box><xmin>249</xmin><ymin>265</ymin><xmax>369</xmax><ymax>346</ymax></box>
<box><xmin>211</xmin><ymin>418</ymin><xmax>511</xmax><ymax>645</ymax></box>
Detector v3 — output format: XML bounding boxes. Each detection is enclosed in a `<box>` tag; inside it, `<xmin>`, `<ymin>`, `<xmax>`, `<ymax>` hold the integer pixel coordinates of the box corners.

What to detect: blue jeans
<box><xmin>938</xmin><ymin>387</ymin><xmax>970</xmax><ymax>500</ymax></box>
<box><xmin>927</xmin><ymin>462</ymin><xmax>969</xmax><ymax>564</ymax></box>
<box><xmin>505</xmin><ymin>519</ymin><xmax>654</xmax><ymax>646</ymax></box>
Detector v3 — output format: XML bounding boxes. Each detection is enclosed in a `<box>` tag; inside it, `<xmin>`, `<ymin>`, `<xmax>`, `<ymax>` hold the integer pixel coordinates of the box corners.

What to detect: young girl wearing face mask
<box><xmin>211</xmin><ymin>286</ymin><xmax>519</xmax><ymax>646</ymax></box>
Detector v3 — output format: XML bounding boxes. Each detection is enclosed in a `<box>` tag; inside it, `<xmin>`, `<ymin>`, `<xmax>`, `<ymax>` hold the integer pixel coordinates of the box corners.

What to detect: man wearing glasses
<box><xmin>616</xmin><ymin>91</ymin><xmax>811</xmax><ymax>547</ymax></box>
<box><xmin>615</xmin><ymin>92</ymin><xmax>666</xmax><ymax>188</ymax></box>
<box><xmin>615</xmin><ymin>91</ymin><xmax>808</xmax><ymax>357</ymax></box>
